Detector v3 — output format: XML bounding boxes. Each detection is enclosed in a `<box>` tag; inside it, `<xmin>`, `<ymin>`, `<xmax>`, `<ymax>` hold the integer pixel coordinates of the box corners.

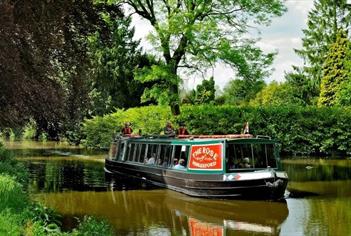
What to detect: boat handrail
<box><xmin>114</xmin><ymin>133</ymin><xmax>254</xmax><ymax>140</ymax></box>
<box><xmin>255</xmin><ymin>135</ymin><xmax>271</xmax><ymax>140</ymax></box>
<box><xmin>177</xmin><ymin>134</ymin><xmax>253</xmax><ymax>139</ymax></box>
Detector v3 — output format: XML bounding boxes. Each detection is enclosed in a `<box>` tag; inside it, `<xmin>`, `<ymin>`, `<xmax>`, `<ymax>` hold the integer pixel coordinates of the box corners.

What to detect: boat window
<box><xmin>226</xmin><ymin>143</ymin><xmax>277</xmax><ymax>170</ymax></box>
<box><xmin>108</xmin><ymin>142</ymin><xmax>119</xmax><ymax>160</ymax></box>
<box><xmin>145</xmin><ymin>144</ymin><xmax>158</xmax><ymax>165</ymax></box>
<box><xmin>266</xmin><ymin>144</ymin><xmax>277</xmax><ymax>168</ymax></box>
<box><xmin>172</xmin><ymin>145</ymin><xmax>189</xmax><ymax>168</ymax></box>
<box><xmin>118</xmin><ymin>142</ymin><xmax>126</xmax><ymax>161</ymax></box>
<box><xmin>137</xmin><ymin>144</ymin><xmax>147</xmax><ymax>163</ymax></box>
<box><xmin>165</xmin><ymin>145</ymin><xmax>173</xmax><ymax>168</ymax></box>
<box><xmin>156</xmin><ymin>145</ymin><xmax>173</xmax><ymax>168</ymax></box>
<box><xmin>251</xmin><ymin>144</ymin><xmax>265</xmax><ymax>168</ymax></box>
<box><xmin>234</xmin><ymin>144</ymin><xmax>252</xmax><ymax>169</ymax></box>
<box><xmin>133</xmin><ymin>144</ymin><xmax>141</xmax><ymax>162</ymax></box>
<box><xmin>127</xmin><ymin>143</ymin><xmax>135</xmax><ymax>162</ymax></box>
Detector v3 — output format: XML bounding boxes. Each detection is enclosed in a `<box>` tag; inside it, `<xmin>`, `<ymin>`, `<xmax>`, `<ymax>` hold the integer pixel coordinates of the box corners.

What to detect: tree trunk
<box><xmin>169</xmin><ymin>63</ymin><xmax>181</xmax><ymax>116</ymax></box>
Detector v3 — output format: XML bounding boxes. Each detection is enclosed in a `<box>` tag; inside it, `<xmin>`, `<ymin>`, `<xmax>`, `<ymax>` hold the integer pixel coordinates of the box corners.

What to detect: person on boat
<box><xmin>173</xmin><ymin>159</ymin><xmax>186</xmax><ymax>170</ymax></box>
<box><xmin>146</xmin><ymin>153</ymin><xmax>156</xmax><ymax>165</ymax></box>
<box><xmin>164</xmin><ymin>121</ymin><xmax>176</xmax><ymax>137</ymax></box>
<box><xmin>239</xmin><ymin>157</ymin><xmax>251</xmax><ymax>168</ymax></box>
<box><xmin>177</xmin><ymin>122</ymin><xmax>189</xmax><ymax>135</ymax></box>
<box><xmin>121</xmin><ymin>122</ymin><xmax>133</xmax><ymax>136</ymax></box>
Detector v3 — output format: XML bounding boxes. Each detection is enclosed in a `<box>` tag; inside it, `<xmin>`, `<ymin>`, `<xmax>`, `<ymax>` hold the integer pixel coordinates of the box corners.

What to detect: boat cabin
<box><xmin>107</xmin><ymin>135</ymin><xmax>281</xmax><ymax>174</ymax></box>
<box><xmin>106</xmin><ymin>134</ymin><xmax>288</xmax><ymax>199</ymax></box>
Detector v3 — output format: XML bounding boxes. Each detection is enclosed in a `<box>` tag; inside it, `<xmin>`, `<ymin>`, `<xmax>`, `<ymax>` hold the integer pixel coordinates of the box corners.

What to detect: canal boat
<box><xmin>104</xmin><ymin>134</ymin><xmax>288</xmax><ymax>199</ymax></box>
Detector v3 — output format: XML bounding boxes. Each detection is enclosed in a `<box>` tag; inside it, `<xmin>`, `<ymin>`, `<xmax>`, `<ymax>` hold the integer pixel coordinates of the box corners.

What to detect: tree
<box><xmin>87</xmin><ymin>16</ymin><xmax>157</xmax><ymax>116</ymax></box>
<box><xmin>221</xmin><ymin>79</ymin><xmax>265</xmax><ymax>105</ymax></box>
<box><xmin>318</xmin><ymin>31</ymin><xmax>351</xmax><ymax>106</ymax></box>
<box><xmin>0</xmin><ymin>0</ymin><xmax>129</xmax><ymax>140</ymax></box>
<box><xmin>285</xmin><ymin>67</ymin><xmax>319</xmax><ymax>105</ymax></box>
<box><xmin>107</xmin><ymin>0</ymin><xmax>286</xmax><ymax>115</ymax></box>
<box><xmin>292</xmin><ymin>0</ymin><xmax>351</xmax><ymax>93</ymax></box>
<box><xmin>182</xmin><ymin>77</ymin><xmax>215</xmax><ymax>104</ymax></box>
<box><xmin>250</xmin><ymin>81</ymin><xmax>304</xmax><ymax>106</ymax></box>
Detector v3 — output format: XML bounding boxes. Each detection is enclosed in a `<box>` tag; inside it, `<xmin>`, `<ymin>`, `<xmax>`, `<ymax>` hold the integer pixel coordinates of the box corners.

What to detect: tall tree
<box><xmin>87</xmin><ymin>16</ymin><xmax>156</xmax><ymax>116</ymax></box>
<box><xmin>318</xmin><ymin>31</ymin><xmax>351</xmax><ymax>106</ymax></box>
<box><xmin>291</xmin><ymin>0</ymin><xmax>351</xmax><ymax>95</ymax></box>
<box><xmin>107</xmin><ymin>0</ymin><xmax>286</xmax><ymax>115</ymax></box>
<box><xmin>0</xmin><ymin>0</ymin><xmax>125</xmax><ymax>139</ymax></box>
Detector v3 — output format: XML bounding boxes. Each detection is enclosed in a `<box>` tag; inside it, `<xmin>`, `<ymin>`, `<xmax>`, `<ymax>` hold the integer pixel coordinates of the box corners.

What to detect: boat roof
<box><xmin>115</xmin><ymin>134</ymin><xmax>277</xmax><ymax>144</ymax></box>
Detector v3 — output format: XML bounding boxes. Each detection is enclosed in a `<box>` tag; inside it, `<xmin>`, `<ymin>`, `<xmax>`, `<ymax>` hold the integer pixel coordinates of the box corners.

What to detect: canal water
<box><xmin>5</xmin><ymin>141</ymin><xmax>351</xmax><ymax>236</ymax></box>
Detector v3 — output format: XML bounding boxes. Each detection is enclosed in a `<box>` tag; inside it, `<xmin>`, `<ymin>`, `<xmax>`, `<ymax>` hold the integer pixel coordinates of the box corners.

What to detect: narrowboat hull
<box><xmin>105</xmin><ymin>159</ymin><xmax>288</xmax><ymax>200</ymax></box>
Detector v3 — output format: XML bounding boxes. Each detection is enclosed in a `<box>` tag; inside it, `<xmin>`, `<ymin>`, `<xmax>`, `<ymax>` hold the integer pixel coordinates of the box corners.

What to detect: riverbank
<box><xmin>0</xmin><ymin>142</ymin><xmax>113</xmax><ymax>235</ymax></box>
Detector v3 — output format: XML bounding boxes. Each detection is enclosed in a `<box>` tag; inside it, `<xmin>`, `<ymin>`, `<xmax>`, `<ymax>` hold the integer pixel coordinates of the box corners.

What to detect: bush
<box><xmin>0</xmin><ymin>175</ymin><xmax>27</xmax><ymax>212</ymax></box>
<box><xmin>72</xmin><ymin>216</ymin><xmax>113</xmax><ymax>236</ymax></box>
<box><xmin>82</xmin><ymin>106</ymin><xmax>173</xmax><ymax>148</ymax></box>
<box><xmin>83</xmin><ymin>105</ymin><xmax>351</xmax><ymax>156</ymax></box>
<box><xmin>0</xmin><ymin>210</ymin><xmax>22</xmax><ymax>236</ymax></box>
<box><xmin>0</xmin><ymin>143</ymin><xmax>28</xmax><ymax>184</ymax></box>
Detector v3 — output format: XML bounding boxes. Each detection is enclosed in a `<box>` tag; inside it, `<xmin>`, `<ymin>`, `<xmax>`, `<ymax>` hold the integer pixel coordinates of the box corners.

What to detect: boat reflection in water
<box><xmin>34</xmin><ymin>176</ymin><xmax>289</xmax><ymax>236</ymax></box>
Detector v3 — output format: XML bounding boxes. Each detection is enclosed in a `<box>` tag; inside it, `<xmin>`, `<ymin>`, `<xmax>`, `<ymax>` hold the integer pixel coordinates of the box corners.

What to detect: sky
<box><xmin>131</xmin><ymin>1</ymin><xmax>315</xmax><ymax>90</ymax></box>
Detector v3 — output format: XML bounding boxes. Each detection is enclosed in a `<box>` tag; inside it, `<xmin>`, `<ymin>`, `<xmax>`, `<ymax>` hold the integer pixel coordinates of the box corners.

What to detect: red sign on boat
<box><xmin>189</xmin><ymin>143</ymin><xmax>223</xmax><ymax>170</ymax></box>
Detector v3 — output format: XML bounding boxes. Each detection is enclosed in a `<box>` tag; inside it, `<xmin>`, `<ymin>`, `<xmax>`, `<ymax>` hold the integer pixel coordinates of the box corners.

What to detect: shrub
<box><xmin>0</xmin><ymin>210</ymin><xmax>22</xmax><ymax>236</ymax></box>
<box><xmin>72</xmin><ymin>216</ymin><xmax>113</xmax><ymax>236</ymax></box>
<box><xmin>83</xmin><ymin>105</ymin><xmax>351</xmax><ymax>156</ymax></box>
<box><xmin>82</xmin><ymin>106</ymin><xmax>173</xmax><ymax>148</ymax></box>
<box><xmin>0</xmin><ymin>175</ymin><xmax>27</xmax><ymax>212</ymax></box>
<box><xmin>0</xmin><ymin>143</ymin><xmax>28</xmax><ymax>184</ymax></box>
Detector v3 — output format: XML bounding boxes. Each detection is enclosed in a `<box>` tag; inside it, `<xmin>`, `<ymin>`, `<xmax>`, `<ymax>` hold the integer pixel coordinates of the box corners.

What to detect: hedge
<box><xmin>82</xmin><ymin>105</ymin><xmax>351</xmax><ymax>156</ymax></box>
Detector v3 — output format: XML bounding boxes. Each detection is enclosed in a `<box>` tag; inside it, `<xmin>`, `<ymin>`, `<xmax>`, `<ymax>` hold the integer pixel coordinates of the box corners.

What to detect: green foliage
<box><xmin>88</xmin><ymin>15</ymin><xmax>152</xmax><ymax>114</ymax></box>
<box><xmin>83</xmin><ymin>106</ymin><xmax>173</xmax><ymax>148</ymax></box>
<box><xmin>293</xmin><ymin>0</ymin><xmax>351</xmax><ymax>90</ymax></box>
<box><xmin>285</xmin><ymin>68</ymin><xmax>319</xmax><ymax>105</ymax></box>
<box><xmin>0</xmin><ymin>210</ymin><xmax>22</xmax><ymax>236</ymax></box>
<box><xmin>250</xmin><ymin>81</ymin><xmax>305</xmax><ymax>106</ymax></box>
<box><xmin>135</xmin><ymin>64</ymin><xmax>180</xmax><ymax>105</ymax></box>
<box><xmin>221</xmin><ymin>79</ymin><xmax>265</xmax><ymax>105</ymax></box>
<box><xmin>84</xmin><ymin>105</ymin><xmax>351</xmax><ymax>155</ymax></box>
<box><xmin>0</xmin><ymin>143</ymin><xmax>28</xmax><ymax>184</ymax></box>
<box><xmin>106</xmin><ymin>0</ymin><xmax>285</xmax><ymax>114</ymax></box>
<box><xmin>72</xmin><ymin>216</ymin><xmax>113</xmax><ymax>236</ymax></box>
<box><xmin>22</xmin><ymin>120</ymin><xmax>37</xmax><ymax>140</ymax></box>
<box><xmin>182</xmin><ymin>77</ymin><xmax>216</xmax><ymax>104</ymax></box>
<box><xmin>318</xmin><ymin>31</ymin><xmax>351</xmax><ymax>106</ymax></box>
<box><xmin>0</xmin><ymin>175</ymin><xmax>27</xmax><ymax>212</ymax></box>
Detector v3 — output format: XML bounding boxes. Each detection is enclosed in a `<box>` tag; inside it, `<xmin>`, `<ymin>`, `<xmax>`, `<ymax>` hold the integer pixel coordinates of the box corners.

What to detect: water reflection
<box><xmin>282</xmin><ymin>159</ymin><xmax>351</xmax><ymax>198</ymax></box>
<box><xmin>34</xmin><ymin>189</ymin><xmax>288</xmax><ymax>235</ymax></box>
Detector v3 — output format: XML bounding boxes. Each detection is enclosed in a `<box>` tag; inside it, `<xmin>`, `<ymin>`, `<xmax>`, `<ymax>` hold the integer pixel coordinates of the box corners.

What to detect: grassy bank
<box><xmin>82</xmin><ymin>105</ymin><xmax>351</xmax><ymax>156</ymax></box>
<box><xmin>0</xmin><ymin>143</ymin><xmax>113</xmax><ymax>235</ymax></box>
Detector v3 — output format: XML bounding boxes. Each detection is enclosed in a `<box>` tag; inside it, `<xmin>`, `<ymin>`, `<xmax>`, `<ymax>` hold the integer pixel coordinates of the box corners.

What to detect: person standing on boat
<box><xmin>164</xmin><ymin>121</ymin><xmax>176</xmax><ymax>137</ymax></box>
<box><xmin>121</xmin><ymin>122</ymin><xmax>133</xmax><ymax>136</ymax></box>
<box><xmin>178</xmin><ymin>122</ymin><xmax>189</xmax><ymax>135</ymax></box>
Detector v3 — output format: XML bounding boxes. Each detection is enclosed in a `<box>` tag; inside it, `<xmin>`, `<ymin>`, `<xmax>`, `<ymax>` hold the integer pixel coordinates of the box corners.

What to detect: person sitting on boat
<box><xmin>162</xmin><ymin>161</ymin><xmax>168</xmax><ymax>168</ymax></box>
<box><xmin>146</xmin><ymin>153</ymin><xmax>156</xmax><ymax>165</ymax></box>
<box><xmin>177</xmin><ymin>122</ymin><xmax>189</xmax><ymax>135</ymax></box>
<box><xmin>239</xmin><ymin>157</ymin><xmax>251</xmax><ymax>168</ymax></box>
<box><xmin>163</xmin><ymin>121</ymin><xmax>176</xmax><ymax>137</ymax></box>
<box><xmin>121</xmin><ymin>122</ymin><xmax>133</xmax><ymax>136</ymax></box>
<box><xmin>173</xmin><ymin>159</ymin><xmax>186</xmax><ymax>170</ymax></box>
